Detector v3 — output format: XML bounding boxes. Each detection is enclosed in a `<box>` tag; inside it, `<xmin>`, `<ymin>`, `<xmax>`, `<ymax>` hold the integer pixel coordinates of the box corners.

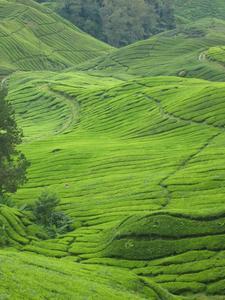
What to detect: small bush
<box><xmin>33</xmin><ymin>191</ymin><xmax>60</xmax><ymax>226</ymax></box>
<box><xmin>32</xmin><ymin>191</ymin><xmax>73</xmax><ymax>237</ymax></box>
<box><xmin>50</xmin><ymin>211</ymin><xmax>74</xmax><ymax>233</ymax></box>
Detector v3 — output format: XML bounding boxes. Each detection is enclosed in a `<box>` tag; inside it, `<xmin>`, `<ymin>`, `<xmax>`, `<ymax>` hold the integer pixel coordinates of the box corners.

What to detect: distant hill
<box><xmin>78</xmin><ymin>18</ymin><xmax>225</xmax><ymax>82</ymax></box>
<box><xmin>0</xmin><ymin>0</ymin><xmax>112</xmax><ymax>75</ymax></box>
<box><xmin>174</xmin><ymin>0</ymin><xmax>225</xmax><ymax>23</ymax></box>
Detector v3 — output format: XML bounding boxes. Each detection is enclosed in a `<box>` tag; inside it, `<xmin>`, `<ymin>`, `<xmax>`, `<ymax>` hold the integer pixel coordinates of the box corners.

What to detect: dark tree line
<box><xmin>39</xmin><ymin>0</ymin><xmax>175</xmax><ymax>47</ymax></box>
<box><xmin>0</xmin><ymin>87</ymin><xmax>29</xmax><ymax>197</ymax></box>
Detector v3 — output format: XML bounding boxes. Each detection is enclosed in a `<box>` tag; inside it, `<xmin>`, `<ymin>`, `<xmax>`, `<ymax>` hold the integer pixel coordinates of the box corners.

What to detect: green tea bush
<box><xmin>0</xmin><ymin>194</ymin><xmax>15</xmax><ymax>207</ymax></box>
<box><xmin>0</xmin><ymin>222</ymin><xmax>9</xmax><ymax>246</ymax></box>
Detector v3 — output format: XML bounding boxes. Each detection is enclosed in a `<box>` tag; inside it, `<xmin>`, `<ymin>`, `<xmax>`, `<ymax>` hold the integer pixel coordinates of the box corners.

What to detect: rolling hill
<box><xmin>0</xmin><ymin>0</ymin><xmax>112</xmax><ymax>75</ymax></box>
<box><xmin>1</xmin><ymin>69</ymin><xmax>225</xmax><ymax>299</ymax></box>
<box><xmin>78</xmin><ymin>18</ymin><xmax>225</xmax><ymax>82</ymax></box>
<box><xmin>174</xmin><ymin>0</ymin><xmax>225</xmax><ymax>23</ymax></box>
<box><xmin>2</xmin><ymin>1</ymin><xmax>225</xmax><ymax>300</ymax></box>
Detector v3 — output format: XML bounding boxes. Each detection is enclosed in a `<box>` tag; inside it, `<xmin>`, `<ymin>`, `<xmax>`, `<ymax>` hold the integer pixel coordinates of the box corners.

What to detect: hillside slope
<box><xmin>3</xmin><ymin>2</ymin><xmax>225</xmax><ymax>299</ymax></box>
<box><xmin>174</xmin><ymin>0</ymin><xmax>225</xmax><ymax>23</ymax></box>
<box><xmin>78</xmin><ymin>18</ymin><xmax>225</xmax><ymax>82</ymax></box>
<box><xmin>3</xmin><ymin>70</ymin><xmax>225</xmax><ymax>299</ymax></box>
<box><xmin>1</xmin><ymin>249</ymin><xmax>176</xmax><ymax>300</ymax></box>
<box><xmin>0</xmin><ymin>0</ymin><xmax>112</xmax><ymax>75</ymax></box>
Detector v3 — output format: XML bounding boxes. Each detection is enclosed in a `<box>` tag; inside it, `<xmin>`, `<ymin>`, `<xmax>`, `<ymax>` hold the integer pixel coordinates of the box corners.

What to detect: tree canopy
<box><xmin>0</xmin><ymin>86</ymin><xmax>29</xmax><ymax>195</ymax></box>
<box><xmin>45</xmin><ymin>0</ymin><xmax>175</xmax><ymax>47</ymax></box>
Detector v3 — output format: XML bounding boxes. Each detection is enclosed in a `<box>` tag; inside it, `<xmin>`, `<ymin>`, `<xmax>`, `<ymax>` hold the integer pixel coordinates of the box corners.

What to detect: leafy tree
<box><xmin>0</xmin><ymin>87</ymin><xmax>29</xmax><ymax>196</ymax></box>
<box><xmin>33</xmin><ymin>191</ymin><xmax>74</xmax><ymax>236</ymax></box>
<box><xmin>147</xmin><ymin>0</ymin><xmax>175</xmax><ymax>31</ymax></box>
<box><xmin>33</xmin><ymin>191</ymin><xmax>60</xmax><ymax>226</ymax></box>
<box><xmin>100</xmin><ymin>0</ymin><xmax>156</xmax><ymax>47</ymax></box>
<box><xmin>50</xmin><ymin>0</ymin><xmax>175</xmax><ymax>47</ymax></box>
<box><xmin>60</xmin><ymin>0</ymin><xmax>103</xmax><ymax>40</ymax></box>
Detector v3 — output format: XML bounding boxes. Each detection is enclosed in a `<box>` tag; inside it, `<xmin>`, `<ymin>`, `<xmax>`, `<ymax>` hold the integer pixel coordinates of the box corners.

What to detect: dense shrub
<box><xmin>32</xmin><ymin>191</ymin><xmax>74</xmax><ymax>237</ymax></box>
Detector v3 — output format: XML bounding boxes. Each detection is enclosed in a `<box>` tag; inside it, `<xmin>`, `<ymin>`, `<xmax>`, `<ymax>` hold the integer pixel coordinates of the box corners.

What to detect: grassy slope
<box><xmin>77</xmin><ymin>18</ymin><xmax>225</xmax><ymax>82</ymax></box>
<box><xmin>174</xmin><ymin>0</ymin><xmax>225</xmax><ymax>22</ymax></box>
<box><xmin>0</xmin><ymin>0</ymin><xmax>112</xmax><ymax>75</ymax></box>
<box><xmin>2</xmin><ymin>70</ymin><xmax>225</xmax><ymax>299</ymax></box>
<box><xmin>3</xmin><ymin>3</ymin><xmax>225</xmax><ymax>300</ymax></box>
<box><xmin>1</xmin><ymin>249</ymin><xmax>176</xmax><ymax>300</ymax></box>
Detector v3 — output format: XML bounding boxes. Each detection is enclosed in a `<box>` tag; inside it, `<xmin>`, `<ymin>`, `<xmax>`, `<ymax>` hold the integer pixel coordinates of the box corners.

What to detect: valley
<box><xmin>2</xmin><ymin>1</ymin><xmax>225</xmax><ymax>299</ymax></box>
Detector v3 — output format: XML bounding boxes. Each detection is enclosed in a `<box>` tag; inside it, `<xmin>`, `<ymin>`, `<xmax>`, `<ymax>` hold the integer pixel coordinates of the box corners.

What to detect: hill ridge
<box><xmin>0</xmin><ymin>0</ymin><xmax>113</xmax><ymax>75</ymax></box>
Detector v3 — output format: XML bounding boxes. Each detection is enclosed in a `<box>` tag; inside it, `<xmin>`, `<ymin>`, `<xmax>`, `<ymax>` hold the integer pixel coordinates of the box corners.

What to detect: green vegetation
<box><xmin>174</xmin><ymin>0</ymin><xmax>225</xmax><ymax>23</ymax></box>
<box><xmin>0</xmin><ymin>204</ymin><xmax>36</xmax><ymax>247</ymax></box>
<box><xmin>78</xmin><ymin>18</ymin><xmax>225</xmax><ymax>81</ymax></box>
<box><xmin>0</xmin><ymin>249</ymin><xmax>182</xmax><ymax>300</ymax></box>
<box><xmin>206</xmin><ymin>46</ymin><xmax>225</xmax><ymax>64</ymax></box>
<box><xmin>39</xmin><ymin>0</ymin><xmax>175</xmax><ymax>47</ymax></box>
<box><xmin>0</xmin><ymin>0</ymin><xmax>112</xmax><ymax>75</ymax></box>
<box><xmin>32</xmin><ymin>190</ymin><xmax>74</xmax><ymax>236</ymax></box>
<box><xmin>37</xmin><ymin>0</ymin><xmax>225</xmax><ymax>47</ymax></box>
<box><xmin>0</xmin><ymin>87</ymin><xmax>29</xmax><ymax>195</ymax></box>
<box><xmin>2</xmin><ymin>0</ymin><xmax>225</xmax><ymax>299</ymax></box>
<box><xmin>3</xmin><ymin>69</ymin><xmax>225</xmax><ymax>298</ymax></box>
<box><xmin>33</xmin><ymin>191</ymin><xmax>61</xmax><ymax>226</ymax></box>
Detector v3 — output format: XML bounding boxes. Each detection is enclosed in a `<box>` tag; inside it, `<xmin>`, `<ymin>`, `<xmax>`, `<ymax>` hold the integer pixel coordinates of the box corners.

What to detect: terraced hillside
<box><xmin>174</xmin><ymin>0</ymin><xmax>225</xmax><ymax>23</ymax></box>
<box><xmin>0</xmin><ymin>249</ymin><xmax>182</xmax><ymax>300</ymax></box>
<box><xmin>0</xmin><ymin>0</ymin><xmax>112</xmax><ymax>75</ymax></box>
<box><xmin>78</xmin><ymin>18</ymin><xmax>225</xmax><ymax>82</ymax></box>
<box><xmin>206</xmin><ymin>46</ymin><xmax>225</xmax><ymax>65</ymax></box>
<box><xmin>2</xmin><ymin>70</ymin><xmax>225</xmax><ymax>299</ymax></box>
<box><xmin>3</xmin><ymin>1</ymin><xmax>225</xmax><ymax>299</ymax></box>
<box><xmin>0</xmin><ymin>204</ymin><xmax>36</xmax><ymax>246</ymax></box>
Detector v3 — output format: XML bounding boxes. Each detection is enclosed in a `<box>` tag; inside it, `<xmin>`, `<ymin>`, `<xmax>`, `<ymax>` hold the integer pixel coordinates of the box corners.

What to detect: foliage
<box><xmin>8</xmin><ymin>70</ymin><xmax>225</xmax><ymax>298</ymax></box>
<box><xmin>79</xmin><ymin>18</ymin><xmax>225</xmax><ymax>82</ymax></box>
<box><xmin>174</xmin><ymin>0</ymin><xmax>225</xmax><ymax>22</ymax></box>
<box><xmin>32</xmin><ymin>191</ymin><xmax>73</xmax><ymax>237</ymax></box>
<box><xmin>53</xmin><ymin>0</ymin><xmax>175</xmax><ymax>46</ymax></box>
<box><xmin>4</xmin><ymin>0</ymin><xmax>225</xmax><ymax>298</ymax></box>
<box><xmin>0</xmin><ymin>87</ymin><xmax>29</xmax><ymax>196</ymax></box>
<box><xmin>0</xmin><ymin>249</ymin><xmax>177</xmax><ymax>300</ymax></box>
<box><xmin>0</xmin><ymin>204</ymin><xmax>31</xmax><ymax>247</ymax></box>
<box><xmin>0</xmin><ymin>221</ymin><xmax>9</xmax><ymax>246</ymax></box>
<box><xmin>99</xmin><ymin>0</ymin><xmax>155</xmax><ymax>47</ymax></box>
<box><xmin>0</xmin><ymin>0</ymin><xmax>112</xmax><ymax>75</ymax></box>
<box><xmin>33</xmin><ymin>191</ymin><xmax>60</xmax><ymax>226</ymax></box>
<box><xmin>0</xmin><ymin>194</ymin><xmax>15</xmax><ymax>207</ymax></box>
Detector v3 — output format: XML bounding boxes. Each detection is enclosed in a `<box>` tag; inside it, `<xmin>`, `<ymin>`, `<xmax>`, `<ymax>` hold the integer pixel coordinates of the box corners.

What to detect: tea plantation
<box><xmin>0</xmin><ymin>0</ymin><xmax>112</xmax><ymax>75</ymax></box>
<box><xmin>2</xmin><ymin>0</ymin><xmax>225</xmax><ymax>299</ymax></box>
<box><xmin>78</xmin><ymin>18</ymin><xmax>225</xmax><ymax>81</ymax></box>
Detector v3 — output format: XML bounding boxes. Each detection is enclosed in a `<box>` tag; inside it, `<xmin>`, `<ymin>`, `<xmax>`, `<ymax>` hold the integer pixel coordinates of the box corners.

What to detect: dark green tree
<box><xmin>100</xmin><ymin>0</ymin><xmax>156</xmax><ymax>46</ymax></box>
<box><xmin>60</xmin><ymin>0</ymin><xmax>103</xmax><ymax>39</ymax></box>
<box><xmin>147</xmin><ymin>0</ymin><xmax>175</xmax><ymax>31</ymax></box>
<box><xmin>33</xmin><ymin>191</ymin><xmax>60</xmax><ymax>226</ymax></box>
<box><xmin>0</xmin><ymin>86</ymin><xmax>29</xmax><ymax>196</ymax></box>
<box><xmin>52</xmin><ymin>0</ymin><xmax>175</xmax><ymax>47</ymax></box>
<box><xmin>32</xmin><ymin>191</ymin><xmax>74</xmax><ymax>236</ymax></box>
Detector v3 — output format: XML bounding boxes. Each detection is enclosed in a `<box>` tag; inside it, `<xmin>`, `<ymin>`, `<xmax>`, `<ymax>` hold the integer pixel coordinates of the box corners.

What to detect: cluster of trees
<box><xmin>41</xmin><ymin>0</ymin><xmax>175</xmax><ymax>47</ymax></box>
